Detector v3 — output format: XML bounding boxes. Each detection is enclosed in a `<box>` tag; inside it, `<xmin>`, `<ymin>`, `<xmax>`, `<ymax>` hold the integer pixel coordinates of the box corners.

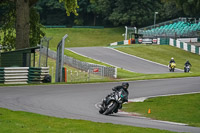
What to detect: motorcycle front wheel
<box><xmin>103</xmin><ymin>101</ymin><xmax>118</xmax><ymax>115</ymax></box>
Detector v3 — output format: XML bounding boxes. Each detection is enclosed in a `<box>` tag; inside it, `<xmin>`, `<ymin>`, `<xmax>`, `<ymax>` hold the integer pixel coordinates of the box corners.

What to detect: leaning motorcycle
<box><xmin>99</xmin><ymin>89</ymin><xmax>128</xmax><ymax>115</ymax></box>
<box><xmin>169</xmin><ymin>62</ymin><xmax>176</xmax><ymax>72</ymax></box>
<box><xmin>184</xmin><ymin>65</ymin><xmax>190</xmax><ymax>72</ymax></box>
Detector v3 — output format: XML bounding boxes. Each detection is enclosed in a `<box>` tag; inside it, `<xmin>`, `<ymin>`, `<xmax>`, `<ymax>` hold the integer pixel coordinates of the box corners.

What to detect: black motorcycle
<box><xmin>99</xmin><ymin>89</ymin><xmax>128</xmax><ymax>115</ymax></box>
<box><xmin>184</xmin><ymin>65</ymin><xmax>190</xmax><ymax>72</ymax></box>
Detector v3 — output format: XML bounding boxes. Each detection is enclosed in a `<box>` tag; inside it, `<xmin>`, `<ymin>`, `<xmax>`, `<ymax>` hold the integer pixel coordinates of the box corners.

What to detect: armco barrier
<box><xmin>169</xmin><ymin>38</ymin><xmax>200</xmax><ymax>55</ymax></box>
<box><xmin>0</xmin><ymin>67</ymin><xmax>29</xmax><ymax>84</ymax></box>
<box><xmin>0</xmin><ymin>67</ymin><xmax>49</xmax><ymax>84</ymax></box>
<box><xmin>28</xmin><ymin>67</ymin><xmax>49</xmax><ymax>83</ymax></box>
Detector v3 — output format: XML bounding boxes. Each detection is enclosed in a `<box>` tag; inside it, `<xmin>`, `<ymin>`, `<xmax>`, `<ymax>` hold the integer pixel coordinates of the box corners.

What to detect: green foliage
<box><xmin>90</xmin><ymin>0</ymin><xmax>162</xmax><ymax>27</ymax></box>
<box><xmin>0</xmin><ymin>1</ymin><xmax>16</xmax><ymax>51</ymax></box>
<box><xmin>59</xmin><ymin>0</ymin><xmax>79</xmax><ymax>16</ymax></box>
<box><xmin>35</xmin><ymin>0</ymin><xmax>70</xmax><ymax>25</ymax></box>
<box><xmin>29</xmin><ymin>7</ymin><xmax>45</xmax><ymax>47</ymax></box>
<box><xmin>0</xmin><ymin>2</ymin><xmax>45</xmax><ymax>51</ymax></box>
<box><xmin>33</xmin><ymin>0</ymin><xmax>197</xmax><ymax>27</ymax></box>
<box><xmin>0</xmin><ymin>0</ymin><xmax>79</xmax><ymax>50</ymax></box>
<box><xmin>162</xmin><ymin>0</ymin><xmax>200</xmax><ymax>17</ymax></box>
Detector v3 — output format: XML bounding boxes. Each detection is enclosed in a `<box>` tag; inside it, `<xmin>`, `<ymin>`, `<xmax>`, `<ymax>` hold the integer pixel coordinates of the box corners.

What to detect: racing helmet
<box><xmin>122</xmin><ymin>82</ymin><xmax>129</xmax><ymax>90</ymax></box>
<box><xmin>171</xmin><ymin>57</ymin><xmax>174</xmax><ymax>60</ymax></box>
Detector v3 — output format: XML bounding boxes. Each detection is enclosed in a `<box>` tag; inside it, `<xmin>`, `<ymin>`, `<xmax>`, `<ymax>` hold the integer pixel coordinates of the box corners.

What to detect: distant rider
<box><xmin>184</xmin><ymin>60</ymin><xmax>192</xmax><ymax>72</ymax></box>
<box><xmin>169</xmin><ymin>57</ymin><xmax>175</xmax><ymax>68</ymax></box>
<box><xmin>184</xmin><ymin>60</ymin><xmax>192</xmax><ymax>67</ymax></box>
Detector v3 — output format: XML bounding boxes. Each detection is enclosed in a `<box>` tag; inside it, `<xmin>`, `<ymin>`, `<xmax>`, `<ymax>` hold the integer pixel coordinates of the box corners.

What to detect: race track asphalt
<box><xmin>67</xmin><ymin>47</ymin><xmax>182</xmax><ymax>74</ymax></box>
<box><xmin>0</xmin><ymin>77</ymin><xmax>200</xmax><ymax>132</ymax></box>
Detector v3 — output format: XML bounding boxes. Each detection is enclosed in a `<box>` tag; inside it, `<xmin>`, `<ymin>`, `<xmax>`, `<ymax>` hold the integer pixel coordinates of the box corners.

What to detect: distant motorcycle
<box><xmin>169</xmin><ymin>62</ymin><xmax>176</xmax><ymax>72</ymax></box>
<box><xmin>184</xmin><ymin>65</ymin><xmax>190</xmax><ymax>73</ymax></box>
<box><xmin>99</xmin><ymin>89</ymin><xmax>128</xmax><ymax>115</ymax></box>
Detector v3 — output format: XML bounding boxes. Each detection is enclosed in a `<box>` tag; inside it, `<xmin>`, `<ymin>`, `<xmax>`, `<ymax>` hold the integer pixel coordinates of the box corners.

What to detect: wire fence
<box><xmin>38</xmin><ymin>37</ymin><xmax>52</xmax><ymax>67</ymax></box>
<box><xmin>39</xmin><ymin>46</ymin><xmax>117</xmax><ymax>79</ymax></box>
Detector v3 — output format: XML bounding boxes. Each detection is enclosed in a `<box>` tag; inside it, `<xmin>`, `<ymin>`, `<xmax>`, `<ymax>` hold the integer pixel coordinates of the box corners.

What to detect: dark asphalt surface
<box><xmin>0</xmin><ymin>77</ymin><xmax>200</xmax><ymax>132</ymax></box>
<box><xmin>67</xmin><ymin>47</ymin><xmax>182</xmax><ymax>74</ymax></box>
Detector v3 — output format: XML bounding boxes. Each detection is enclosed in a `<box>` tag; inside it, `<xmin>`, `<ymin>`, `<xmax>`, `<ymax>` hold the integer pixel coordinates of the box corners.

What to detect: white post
<box><xmin>154</xmin><ymin>12</ymin><xmax>158</xmax><ymax>29</ymax></box>
<box><xmin>134</xmin><ymin>27</ymin><xmax>137</xmax><ymax>33</ymax></box>
<box><xmin>114</xmin><ymin>67</ymin><xmax>117</xmax><ymax>78</ymax></box>
<box><xmin>125</xmin><ymin>26</ymin><xmax>128</xmax><ymax>40</ymax></box>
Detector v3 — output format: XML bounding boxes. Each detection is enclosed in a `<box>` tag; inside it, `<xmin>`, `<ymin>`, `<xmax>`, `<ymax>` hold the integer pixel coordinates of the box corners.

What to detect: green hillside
<box><xmin>44</xmin><ymin>27</ymin><xmax>124</xmax><ymax>51</ymax></box>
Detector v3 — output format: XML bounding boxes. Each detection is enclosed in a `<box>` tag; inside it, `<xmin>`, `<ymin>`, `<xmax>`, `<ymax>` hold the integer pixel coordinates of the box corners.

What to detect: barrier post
<box><xmin>62</xmin><ymin>67</ymin><xmax>67</xmax><ymax>82</ymax></box>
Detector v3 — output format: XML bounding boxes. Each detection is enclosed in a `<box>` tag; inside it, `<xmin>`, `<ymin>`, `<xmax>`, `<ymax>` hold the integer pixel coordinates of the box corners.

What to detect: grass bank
<box><xmin>115</xmin><ymin>45</ymin><xmax>200</xmax><ymax>73</ymax></box>
<box><xmin>122</xmin><ymin>93</ymin><xmax>200</xmax><ymax>127</ymax></box>
<box><xmin>44</xmin><ymin>27</ymin><xmax>124</xmax><ymax>51</ymax></box>
<box><xmin>0</xmin><ymin>108</ymin><xmax>175</xmax><ymax>133</ymax></box>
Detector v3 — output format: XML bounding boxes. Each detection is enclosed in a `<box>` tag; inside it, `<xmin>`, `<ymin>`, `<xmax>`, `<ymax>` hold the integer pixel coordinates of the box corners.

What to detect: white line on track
<box><xmin>129</xmin><ymin>91</ymin><xmax>200</xmax><ymax>102</ymax></box>
<box><xmin>67</xmin><ymin>47</ymin><xmax>184</xmax><ymax>72</ymax></box>
<box><xmin>66</xmin><ymin>48</ymin><xmax>119</xmax><ymax>68</ymax></box>
<box><xmin>108</xmin><ymin>47</ymin><xmax>183</xmax><ymax>72</ymax></box>
<box><xmin>95</xmin><ymin>91</ymin><xmax>200</xmax><ymax>126</ymax></box>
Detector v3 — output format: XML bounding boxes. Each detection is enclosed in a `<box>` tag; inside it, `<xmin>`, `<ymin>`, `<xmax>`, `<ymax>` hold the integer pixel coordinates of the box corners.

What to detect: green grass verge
<box><xmin>122</xmin><ymin>93</ymin><xmax>200</xmax><ymax>127</ymax></box>
<box><xmin>115</xmin><ymin>44</ymin><xmax>200</xmax><ymax>73</ymax></box>
<box><xmin>0</xmin><ymin>108</ymin><xmax>175</xmax><ymax>133</ymax></box>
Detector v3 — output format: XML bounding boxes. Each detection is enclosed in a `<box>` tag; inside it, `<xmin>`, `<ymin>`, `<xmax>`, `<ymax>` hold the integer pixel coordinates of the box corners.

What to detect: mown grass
<box><xmin>44</xmin><ymin>27</ymin><xmax>124</xmax><ymax>51</ymax></box>
<box><xmin>122</xmin><ymin>93</ymin><xmax>200</xmax><ymax>127</ymax></box>
<box><xmin>115</xmin><ymin>44</ymin><xmax>200</xmax><ymax>73</ymax></box>
<box><xmin>0</xmin><ymin>108</ymin><xmax>175</xmax><ymax>133</ymax></box>
<box><xmin>117</xmin><ymin>68</ymin><xmax>200</xmax><ymax>80</ymax></box>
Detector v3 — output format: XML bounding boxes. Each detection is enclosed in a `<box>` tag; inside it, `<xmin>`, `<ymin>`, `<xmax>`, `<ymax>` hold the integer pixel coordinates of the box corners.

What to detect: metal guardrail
<box><xmin>0</xmin><ymin>67</ymin><xmax>29</xmax><ymax>84</ymax></box>
<box><xmin>28</xmin><ymin>67</ymin><xmax>49</xmax><ymax>83</ymax></box>
<box><xmin>0</xmin><ymin>67</ymin><xmax>49</xmax><ymax>84</ymax></box>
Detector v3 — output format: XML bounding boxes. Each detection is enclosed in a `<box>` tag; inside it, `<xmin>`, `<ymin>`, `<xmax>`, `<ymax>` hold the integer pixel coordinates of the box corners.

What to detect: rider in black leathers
<box><xmin>184</xmin><ymin>60</ymin><xmax>192</xmax><ymax>72</ymax></box>
<box><xmin>112</xmin><ymin>83</ymin><xmax>129</xmax><ymax>103</ymax></box>
<box><xmin>185</xmin><ymin>60</ymin><xmax>192</xmax><ymax>67</ymax></box>
<box><xmin>102</xmin><ymin>82</ymin><xmax>129</xmax><ymax>112</ymax></box>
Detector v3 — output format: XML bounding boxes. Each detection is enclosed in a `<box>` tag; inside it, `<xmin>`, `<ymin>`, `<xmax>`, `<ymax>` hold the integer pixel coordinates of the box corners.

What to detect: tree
<box><xmin>162</xmin><ymin>0</ymin><xmax>200</xmax><ymax>17</ymax></box>
<box><xmin>93</xmin><ymin>0</ymin><xmax>161</xmax><ymax>27</ymax></box>
<box><xmin>0</xmin><ymin>0</ymin><xmax>78</xmax><ymax>50</ymax></box>
<box><xmin>35</xmin><ymin>0</ymin><xmax>72</xmax><ymax>25</ymax></box>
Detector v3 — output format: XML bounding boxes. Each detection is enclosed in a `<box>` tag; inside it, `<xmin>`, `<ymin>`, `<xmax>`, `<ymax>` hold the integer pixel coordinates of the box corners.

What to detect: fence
<box><xmin>42</xmin><ymin>47</ymin><xmax>117</xmax><ymax>79</ymax></box>
<box><xmin>38</xmin><ymin>37</ymin><xmax>52</xmax><ymax>67</ymax></box>
<box><xmin>169</xmin><ymin>38</ymin><xmax>200</xmax><ymax>55</ymax></box>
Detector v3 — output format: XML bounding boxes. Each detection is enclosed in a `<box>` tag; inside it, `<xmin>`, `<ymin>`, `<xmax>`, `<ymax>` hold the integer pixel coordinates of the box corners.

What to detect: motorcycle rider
<box><xmin>184</xmin><ymin>60</ymin><xmax>192</xmax><ymax>72</ymax></box>
<box><xmin>102</xmin><ymin>82</ymin><xmax>129</xmax><ymax>113</ymax></box>
<box><xmin>112</xmin><ymin>82</ymin><xmax>129</xmax><ymax>103</ymax></box>
<box><xmin>169</xmin><ymin>57</ymin><xmax>175</xmax><ymax>68</ymax></box>
<box><xmin>184</xmin><ymin>60</ymin><xmax>192</xmax><ymax>67</ymax></box>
